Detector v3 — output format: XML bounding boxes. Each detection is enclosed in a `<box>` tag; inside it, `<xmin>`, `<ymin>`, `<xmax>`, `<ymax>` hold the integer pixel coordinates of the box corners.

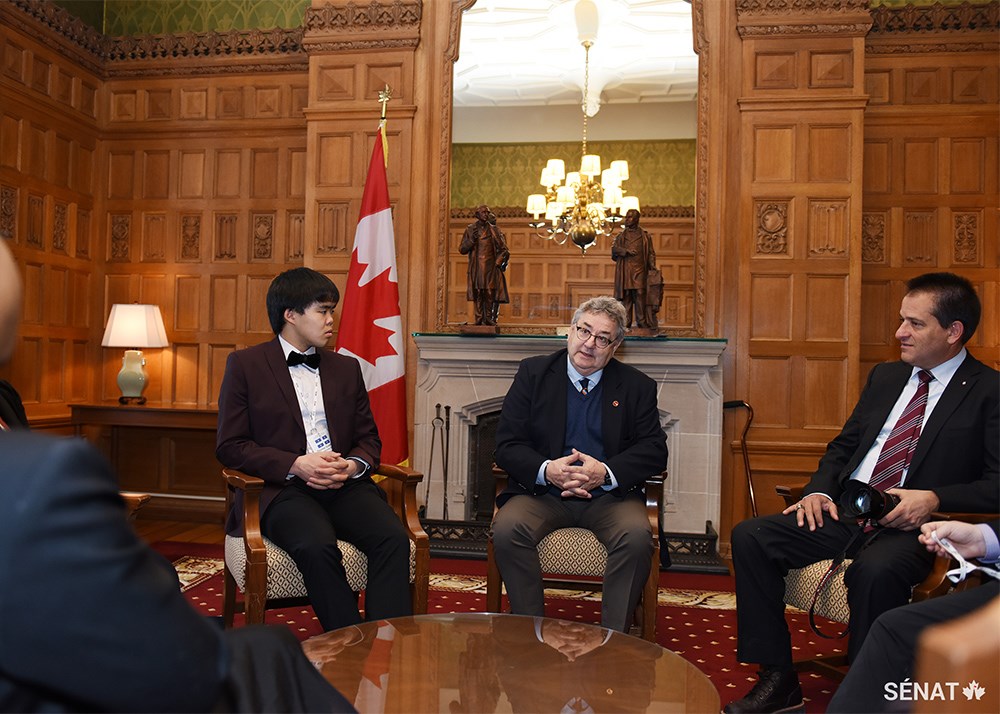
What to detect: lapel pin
<box><xmin>612</xmin><ymin>400</ymin><xmax>620</xmax><ymax>407</ymax></box>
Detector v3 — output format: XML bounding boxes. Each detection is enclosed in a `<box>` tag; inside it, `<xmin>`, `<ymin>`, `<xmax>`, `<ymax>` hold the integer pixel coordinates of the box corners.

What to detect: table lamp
<box><xmin>101</xmin><ymin>303</ymin><xmax>169</xmax><ymax>405</ymax></box>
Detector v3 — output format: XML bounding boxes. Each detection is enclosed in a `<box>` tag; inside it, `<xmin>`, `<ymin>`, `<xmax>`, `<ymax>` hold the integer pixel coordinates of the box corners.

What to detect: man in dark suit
<box><xmin>216</xmin><ymin>267</ymin><xmax>410</xmax><ymax>631</ymax></box>
<box><xmin>492</xmin><ymin>295</ymin><xmax>668</xmax><ymax>633</ymax></box>
<box><xmin>829</xmin><ymin>519</ymin><xmax>1000</xmax><ymax>713</ymax></box>
<box><xmin>0</xmin><ymin>240</ymin><xmax>351</xmax><ymax>712</ymax></box>
<box><xmin>725</xmin><ymin>272</ymin><xmax>999</xmax><ymax>713</ymax></box>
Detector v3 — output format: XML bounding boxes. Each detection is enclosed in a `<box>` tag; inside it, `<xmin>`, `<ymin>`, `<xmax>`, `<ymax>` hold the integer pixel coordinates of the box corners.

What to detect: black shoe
<box><xmin>723</xmin><ymin>668</ymin><xmax>803</xmax><ymax>713</ymax></box>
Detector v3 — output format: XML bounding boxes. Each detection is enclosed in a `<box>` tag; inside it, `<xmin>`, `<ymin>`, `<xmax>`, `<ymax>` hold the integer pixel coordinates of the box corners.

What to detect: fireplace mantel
<box><xmin>412</xmin><ymin>333</ymin><xmax>727</xmax><ymax>535</ymax></box>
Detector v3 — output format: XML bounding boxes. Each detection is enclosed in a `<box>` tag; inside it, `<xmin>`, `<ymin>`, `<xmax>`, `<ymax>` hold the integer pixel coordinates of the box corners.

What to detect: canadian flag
<box><xmin>335</xmin><ymin>124</ymin><xmax>408</xmax><ymax>465</ymax></box>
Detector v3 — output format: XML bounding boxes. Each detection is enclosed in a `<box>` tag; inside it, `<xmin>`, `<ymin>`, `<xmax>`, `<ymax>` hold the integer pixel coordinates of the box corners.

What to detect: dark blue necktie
<box><xmin>287</xmin><ymin>351</ymin><xmax>320</xmax><ymax>369</ymax></box>
<box><xmin>579</xmin><ymin>377</ymin><xmax>589</xmax><ymax>395</ymax></box>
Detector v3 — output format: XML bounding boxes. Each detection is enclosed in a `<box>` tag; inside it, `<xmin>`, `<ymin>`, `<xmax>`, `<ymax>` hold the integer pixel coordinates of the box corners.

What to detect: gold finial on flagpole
<box><xmin>377</xmin><ymin>84</ymin><xmax>392</xmax><ymax>168</ymax></box>
<box><xmin>378</xmin><ymin>84</ymin><xmax>392</xmax><ymax>123</ymax></box>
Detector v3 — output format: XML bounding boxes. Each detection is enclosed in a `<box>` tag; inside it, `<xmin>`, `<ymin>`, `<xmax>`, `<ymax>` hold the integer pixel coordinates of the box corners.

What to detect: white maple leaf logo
<box><xmin>962</xmin><ymin>680</ymin><xmax>985</xmax><ymax>701</ymax></box>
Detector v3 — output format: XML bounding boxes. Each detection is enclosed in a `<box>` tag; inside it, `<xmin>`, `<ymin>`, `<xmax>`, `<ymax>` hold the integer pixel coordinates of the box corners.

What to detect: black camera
<box><xmin>839</xmin><ymin>481</ymin><xmax>900</xmax><ymax>523</ymax></box>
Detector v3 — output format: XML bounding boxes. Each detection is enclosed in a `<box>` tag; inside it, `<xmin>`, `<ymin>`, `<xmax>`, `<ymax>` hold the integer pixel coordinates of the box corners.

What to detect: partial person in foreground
<box><xmin>492</xmin><ymin>295</ymin><xmax>668</xmax><ymax>633</ymax></box>
<box><xmin>724</xmin><ymin>272</ymin><xmax>999</xmax><ymax>713</ymax></box>
<box><xmin>216</xmin><ymin>267</ymin><xmax>411</xmax><ymax>631</ymax></box>
<box><xmin>828</xmin><ymin>519</ymin><xmax>1000</xmax><ymax>713</ymax></box>
<box><xmin>0</xmin><ymin>239</ymin><xmax>352</xmax><ymax>712</ymax></box>
<box><xmin>0</xmin><ymin>379</ymin><xmax>28</xmax><ymax>430</ymax></box>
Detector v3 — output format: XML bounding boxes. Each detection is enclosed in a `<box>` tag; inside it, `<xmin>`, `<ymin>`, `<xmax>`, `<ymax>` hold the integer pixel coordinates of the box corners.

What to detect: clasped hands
<box><xmin>541</xmin><ymin>620</ymin><xmax>605</xmax><ymax>661</ymax></box>
<box><xmin>291</xmin><ymin>451</ymin><xmax>358</xmax><ymax>490</ymax></box>
<box><xmin>545</xmin><ymin>449</ymin><xmax>606</xmax><ymax>499</ymax></box>
<box><xmin>782</xmin><ymin>488</ymin><xmax>941</xmax><ymax>532</ymax></box>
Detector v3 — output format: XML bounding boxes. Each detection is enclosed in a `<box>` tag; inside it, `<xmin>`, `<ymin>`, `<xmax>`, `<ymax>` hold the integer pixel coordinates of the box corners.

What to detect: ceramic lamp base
<box><xmin>117</xmin><ymin>349</ymin><xmax>149</xmax><ymax>405</ymax></box>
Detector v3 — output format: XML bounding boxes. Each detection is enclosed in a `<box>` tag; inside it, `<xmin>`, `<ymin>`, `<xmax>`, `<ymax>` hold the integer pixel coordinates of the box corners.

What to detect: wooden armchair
<box><xmin>222</xmin><ymin>464</ymin><xmax>430</xmax><ymax>627</ymax></box>
<box><xmin>486</xmin><ymin>466</ymin><xmax>666</xmax><ymax>642</ymax></box>
<box><xmin>776</xmin><ymin>484</ymin><xmax>997</xmax><ymax>680</ymax></box>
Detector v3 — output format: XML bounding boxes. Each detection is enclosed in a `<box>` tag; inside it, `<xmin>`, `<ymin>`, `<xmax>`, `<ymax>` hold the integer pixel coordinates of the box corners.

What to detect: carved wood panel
<box><xmin>862</xmin><ymin>46</ymin><xmax>998</xmax><ymax>368</ymax></box>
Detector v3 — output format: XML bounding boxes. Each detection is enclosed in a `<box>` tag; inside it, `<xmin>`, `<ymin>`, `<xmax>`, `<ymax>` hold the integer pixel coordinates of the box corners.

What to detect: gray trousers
<box><xmin>491</xmin><ymin>493</ymin><xmax>654</xmax><ymax>632</ymax></box>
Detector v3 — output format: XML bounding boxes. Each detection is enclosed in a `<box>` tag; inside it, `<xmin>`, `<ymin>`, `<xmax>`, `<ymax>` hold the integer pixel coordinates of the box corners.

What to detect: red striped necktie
<box><xmin>868</xmin><ymin>369</ymin><xmax>934</xmax><ymax>492</ymax></box>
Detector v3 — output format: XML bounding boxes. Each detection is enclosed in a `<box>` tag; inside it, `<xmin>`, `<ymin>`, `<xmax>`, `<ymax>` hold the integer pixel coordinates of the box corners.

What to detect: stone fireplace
<box><xmin>412</xmin><ymin>334</ymin><xmax>726</xmax><ymax>536</ymax></box>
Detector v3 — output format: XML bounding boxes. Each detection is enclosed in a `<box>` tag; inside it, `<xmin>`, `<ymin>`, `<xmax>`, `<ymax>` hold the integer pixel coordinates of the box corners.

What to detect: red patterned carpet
<box><xmin>156</xmin><ymin>542</ymin><xmax>844</xmax><ymax>713</ymax></box>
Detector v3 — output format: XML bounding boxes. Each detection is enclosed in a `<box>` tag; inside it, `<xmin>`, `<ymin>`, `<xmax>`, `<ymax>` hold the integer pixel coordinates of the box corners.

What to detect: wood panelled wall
<box><xmin>0</xmin><ymin>1</ymin><xmax>996</xmax><ymax>546</ymax></box>
<box><xmin>0</xmin><ymin>11</ymin><xmax>102</xmax><ymax>425</ymax></box>
<box><xmin>98</xmin><ymin>72</ymin><xmax>309</xmax><ymax>406</ymax></box>
<box><xmin>727</xmin><ymin>4</ymin><xmax>871</xmax><ymax>521</ymax></box>
<box><xmin>860</xmin><ymin>36</ymin><xmax>998</xmax><ymax>375</ymax></box>
<box><xmin>721</xmin><ymin>1</ymin><xmax>1000</xmax><ymax>535</ymax></box>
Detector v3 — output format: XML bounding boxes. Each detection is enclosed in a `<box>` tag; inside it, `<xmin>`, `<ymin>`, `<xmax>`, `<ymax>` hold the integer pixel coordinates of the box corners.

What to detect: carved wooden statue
<box><xmin>460</xmin><ymin>204</ymin><xmax>510</xmax><ymax>326</ymax></box>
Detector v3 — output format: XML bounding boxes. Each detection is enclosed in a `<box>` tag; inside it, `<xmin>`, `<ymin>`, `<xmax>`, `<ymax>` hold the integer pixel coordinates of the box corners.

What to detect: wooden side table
<box><xmin>71</xmin><ymin>402</ymin><xmax>223</xmax><ymax>522</ymax></box>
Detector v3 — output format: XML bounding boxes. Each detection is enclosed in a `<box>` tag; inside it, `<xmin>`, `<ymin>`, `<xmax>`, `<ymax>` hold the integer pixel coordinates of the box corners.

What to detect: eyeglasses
<box><xmin>573</xmin><ymin>324</ymin><xmax>615</xmax><ymax>349</ymax></box>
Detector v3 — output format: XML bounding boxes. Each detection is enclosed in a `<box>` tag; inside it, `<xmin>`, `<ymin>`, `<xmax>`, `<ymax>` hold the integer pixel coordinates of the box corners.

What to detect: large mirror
<box><xmin>440</xmin><ymin>0</ymin><xmax>703</xmax><ymax>335</ymax></box>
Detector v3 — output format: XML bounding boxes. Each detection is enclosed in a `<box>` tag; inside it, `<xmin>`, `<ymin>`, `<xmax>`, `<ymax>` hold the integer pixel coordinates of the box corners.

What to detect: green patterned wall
<box><xmin>103</xmin><ymin>0</ymin><xmax>309</xmax><ymax>35</ymax></box>
<box><xmin>61</xmin><ymin>0</ymin><xmax>968</xmax><ymax>36</ymax></box>
<box><xmin>451</xmin><ymin>140</ymin><xmax>696</xmax><ymax>210</ymax></box>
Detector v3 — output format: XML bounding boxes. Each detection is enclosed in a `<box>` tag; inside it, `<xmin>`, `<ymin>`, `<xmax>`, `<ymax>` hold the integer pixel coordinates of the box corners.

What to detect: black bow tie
<box><xmin>287</xmin><ymin>351</ymin><xmax>320</xmax><ymax>369</ymax></box>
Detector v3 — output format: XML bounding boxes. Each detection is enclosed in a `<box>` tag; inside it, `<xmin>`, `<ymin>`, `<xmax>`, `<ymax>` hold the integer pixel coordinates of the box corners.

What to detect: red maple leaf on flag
<box><xmin>336</xmin><ymin>266</ymin><xmax>398</xmax><ymax>367</ymax></box>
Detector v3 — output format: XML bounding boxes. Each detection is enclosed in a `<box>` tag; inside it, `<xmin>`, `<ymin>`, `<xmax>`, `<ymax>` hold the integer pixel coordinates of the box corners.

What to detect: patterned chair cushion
<box><xmin>783</xmin><ymin>558</ymin><xmax>852</xmax><ymax>625</ymax></box>
<box><xmin>537</xmin><ymin>527</ymin><xmax>608</xmax><ymax>578</ymax></box>
<box><xmin>224</xmin><ymin>535</ymin><xmax>416</xmax><ymax>598</ymax></box>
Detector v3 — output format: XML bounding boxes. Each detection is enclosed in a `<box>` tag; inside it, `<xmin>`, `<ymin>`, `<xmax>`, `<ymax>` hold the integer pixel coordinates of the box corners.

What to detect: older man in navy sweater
<box><xmin>492</xmin><ymin>295</ymin><xmax>668</xmax><ymax>632</ymax></box>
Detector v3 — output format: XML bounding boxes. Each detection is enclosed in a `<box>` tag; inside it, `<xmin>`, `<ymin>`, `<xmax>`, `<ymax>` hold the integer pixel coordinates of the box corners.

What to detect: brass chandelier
<box><xmin>525</xmin><ymin>2</ymin><xmax>639</xmax><ymax>255</ymax></box>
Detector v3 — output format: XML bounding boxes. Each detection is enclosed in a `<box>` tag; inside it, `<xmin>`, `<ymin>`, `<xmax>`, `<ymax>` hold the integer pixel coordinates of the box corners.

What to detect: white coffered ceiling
<box><xmin>453</xmin><ymin>0</ymin><xmax>697</xmax><ymax>109</ymax></box>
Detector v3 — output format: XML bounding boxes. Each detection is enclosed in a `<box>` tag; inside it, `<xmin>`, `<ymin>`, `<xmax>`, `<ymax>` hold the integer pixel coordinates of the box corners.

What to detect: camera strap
<box><xmin>806</xmin><ymin>524</ymin><xmax>881</xmax><ymax>639</ymax></box>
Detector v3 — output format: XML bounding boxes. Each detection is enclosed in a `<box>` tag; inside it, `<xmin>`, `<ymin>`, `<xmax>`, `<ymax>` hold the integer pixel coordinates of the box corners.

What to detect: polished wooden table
<box><xmin>302</xmin><ymin>613</ymin><xmax>719</xmax><ymax>713</ymax></box>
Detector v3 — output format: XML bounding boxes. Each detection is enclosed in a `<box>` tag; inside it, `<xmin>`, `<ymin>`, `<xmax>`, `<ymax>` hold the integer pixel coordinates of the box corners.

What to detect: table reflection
<box><xmin>302</xmin><ymin>613</ymin><xmax>718</xmax><ymax>713</ymax></box>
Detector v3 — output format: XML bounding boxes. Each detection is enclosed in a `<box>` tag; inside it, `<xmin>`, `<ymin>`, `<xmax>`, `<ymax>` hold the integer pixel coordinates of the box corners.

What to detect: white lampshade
<box><xmin>556</xmin><ymin>185</ymin><xmax>575</xmax><ymax>204</ymax></box>
<box><xmin>611</xmin><ymin>160</ymin><xmax>630</xmax><ymax>181</ymax></box>
<box><xmin>545</xmin><ymin>159</ymin><xmax>566</xmax><ymax>182</ymax></box>
<box><xmin>545</xmin><ymin>201</ymin><xmax>563</xmax><ymax>221</ymax></box>
<box><xmin>102</xmin><ymin>304</ymin><xmax>169</xmax><ymax>349</ymax></box>
<box><xmin>603</xmin><ymin>186</ymin><xmax>623</xmax><ymax>209</ymax></box>
<box><xmin>565</xmin><ymin>171</ymin><xmax>581</xmax><ymax>188</ymax></box>
<box><xmin>621</xmin><ymin>195</ymin><xmax>640</xmax><ymax>213</ymax></box>
<box><xmin>540</xmin><ymin>167</ymin><xmax>554</xmax><ymax>188</ymax></box>
<box><xmin>526</xmin><ymin>194</ymin><xmax>547</xmax><ymax>219</ymax></box>
<box><xmin>580</xmin><ymin>154</ymin><xmax>601</xmax><ymax>177</ymax></box>
<box><xmin>601</xmin><ymin>168</ymin><xmax>621</xmax><ymax>189</ymax></box>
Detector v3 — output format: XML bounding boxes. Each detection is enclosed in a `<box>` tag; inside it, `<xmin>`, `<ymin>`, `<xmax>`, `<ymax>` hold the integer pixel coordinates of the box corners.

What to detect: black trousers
<box><xmin>828</xmin><ymin>581</ymin><xmax>999</xmax><ymax>713</ymax></box>
<box><xmin>261</xmin><ymin>478</ymin><xmax>411</xmax><ymax>631</ymax></box>
<box><xmin>731</xmin><ymin>512</ymin><xmax>935</xmax><ymax>667</ymax></box>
